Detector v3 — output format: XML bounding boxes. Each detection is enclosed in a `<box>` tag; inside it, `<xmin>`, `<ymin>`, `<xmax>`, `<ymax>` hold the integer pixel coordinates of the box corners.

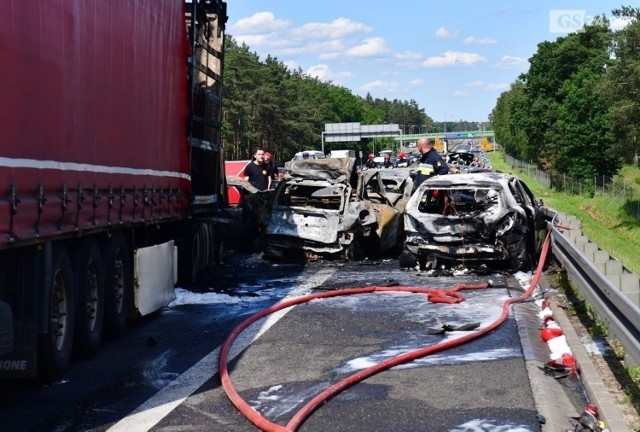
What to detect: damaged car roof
<box><xmin>284</xmin><ymin>157</ymin><xmax>356</xmax><ymax>182</ymax></box>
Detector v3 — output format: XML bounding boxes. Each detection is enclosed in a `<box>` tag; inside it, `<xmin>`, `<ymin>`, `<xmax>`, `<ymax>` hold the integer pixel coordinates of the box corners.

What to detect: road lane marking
<box><xmin>107</xmin><ymin>267</ymin><xmax>335</xmax><ymax>432</ymax></box>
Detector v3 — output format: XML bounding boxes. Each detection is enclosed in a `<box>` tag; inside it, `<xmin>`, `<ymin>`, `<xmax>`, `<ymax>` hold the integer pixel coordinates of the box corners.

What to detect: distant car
<box><xmin>292</xmin><ymin>151</ymin><xmax>326</xmax><ymax>160</ymax></box>
<box><xmin>446</xmin><ymin>151</ymin><xmax>492</xmax><ymax>174</ymax></box>
<box><xmin>263</xmin><ymin>158</ymin><xmax>409</xmax><ymax>260</ymax></box>
<box><xmin>400</xmin><ymin>172</ymin><xmax>550</xmax><ymax>271</ymax></box>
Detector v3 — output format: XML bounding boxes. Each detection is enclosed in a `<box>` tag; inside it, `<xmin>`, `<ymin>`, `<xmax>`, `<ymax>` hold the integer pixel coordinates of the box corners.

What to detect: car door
<box><xmin>509</xmin><ymin>178</ymin><xmax>547</xmax><ymax>253</ymax></box>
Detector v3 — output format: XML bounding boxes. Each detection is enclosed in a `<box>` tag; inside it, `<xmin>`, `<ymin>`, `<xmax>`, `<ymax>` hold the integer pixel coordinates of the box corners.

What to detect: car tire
<box><xmin>345</xmin><ymin>239</ymin><xmax>365</xmax><ymax>261</ymax></box>
<box><xmin>505</xmin><ymin>224</ymin><xmax>533</xmax><ymax>272</ymax></box>
<box><xmin>399</xmin><ymin>250</ymin><xmax>417</xmax><ymax>268</ymax></box>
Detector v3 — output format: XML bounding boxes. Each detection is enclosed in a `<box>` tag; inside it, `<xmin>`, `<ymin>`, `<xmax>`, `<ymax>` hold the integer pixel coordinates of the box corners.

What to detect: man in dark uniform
<box><xmin>244</xmin><ymin>148</ymin><xmax>269</xmax><ymax>190</ymax></box>
<box><xmin>365</xmin><ymin>153</ymin><xmax>377</xmax><ymax>168</ymax></box>
<box><xmin>413</xmin><ymin>137</ymin><xmax>448</xmax><ymax>191</ymax></box>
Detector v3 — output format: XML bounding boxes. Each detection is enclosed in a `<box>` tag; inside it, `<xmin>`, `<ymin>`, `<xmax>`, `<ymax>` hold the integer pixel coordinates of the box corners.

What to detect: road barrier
<box><xmin>548</xmin><ymin>210</ymin><xmax>640</xmax><ymax>367</ymax></box>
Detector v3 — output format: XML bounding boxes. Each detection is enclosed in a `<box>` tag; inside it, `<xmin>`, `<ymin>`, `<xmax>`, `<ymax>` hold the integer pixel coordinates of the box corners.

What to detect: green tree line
<box><xmin>490</xmin><ymin>6</ymin><xmax>640</xmax><ymax>185</ymax></box>
<box><xmin>222</xmin><ymin>37</ymin><xmax>441</xmax><ymax>162</ymax></box>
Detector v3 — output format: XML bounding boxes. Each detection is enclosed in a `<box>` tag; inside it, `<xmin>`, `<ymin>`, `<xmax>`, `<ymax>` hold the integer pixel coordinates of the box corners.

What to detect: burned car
<box><xmin>263</xmin><ymin>158</ymin><xmax>410</xmax><ymax>260</ymax></box>
<box><xmin>400</xmin><ymin>172</ymin><xmax>549</xmax><ymax>271</ymax></box>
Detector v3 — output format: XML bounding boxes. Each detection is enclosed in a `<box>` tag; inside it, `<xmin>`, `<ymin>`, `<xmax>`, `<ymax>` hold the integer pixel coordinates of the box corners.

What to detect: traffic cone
<box><xmin>539</xmin><ymin>326</ymin><xmax>576</xmax><ymax>373</ymax></box>
<box><xmin>574</xmin><ymin>403</ymin><xmax>610</xmax><ymax>431</ymax></box>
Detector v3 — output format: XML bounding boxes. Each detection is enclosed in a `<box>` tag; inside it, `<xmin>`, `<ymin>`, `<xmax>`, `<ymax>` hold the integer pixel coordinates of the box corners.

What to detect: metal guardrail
<box><xmin>550</xmin><ymin>220</ymin><xmax>640</xmax><ymax>366</ymax></box>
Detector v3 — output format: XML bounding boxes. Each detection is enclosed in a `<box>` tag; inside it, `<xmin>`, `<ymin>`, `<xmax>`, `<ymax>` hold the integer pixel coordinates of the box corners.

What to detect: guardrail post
<box><xmin>621</xmin><ymin>273</ymin><xmax>640</xmax><ymax>306</ymax></box>
<box><xmin>592</xmin><ymin>251</ymin><xmax>610</xmax><ymax>273</ymax></box>
<box><xmin>579</xmin><ymin>242</ymin><xmax>598</xmax><ymax>257</ymax></box>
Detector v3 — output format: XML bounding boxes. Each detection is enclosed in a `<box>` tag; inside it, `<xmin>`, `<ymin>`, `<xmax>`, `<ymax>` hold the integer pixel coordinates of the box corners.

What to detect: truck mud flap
<box><xmin>0</xmin><ymin>318</ymin><xmax>37</xmax><ymax>379</ymax></box>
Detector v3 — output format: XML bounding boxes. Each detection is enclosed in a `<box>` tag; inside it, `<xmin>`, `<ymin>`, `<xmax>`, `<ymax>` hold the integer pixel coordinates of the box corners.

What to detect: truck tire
<box><xmin>0</xmin><ymin>301</ymin><xmax>12</xmax><ymax>356</ymax></box>
<box><xmin>178</xmin><ymin>226</ymin><xmax>200</xmax><ymax>284</ymax></box>
<box><xmin>38</xmin><ymin>244</ymin><xmax>75</xmax><ymax>383</ymax></box>
<box><xmin>102</xmin><ymin>233</ymin><xmax>131</xmax><ymax>339</ymax></box>
<box><xmin>72</xmin><ymin>239</ymin><xmax>105</xmax><ymax>358</ymax></box>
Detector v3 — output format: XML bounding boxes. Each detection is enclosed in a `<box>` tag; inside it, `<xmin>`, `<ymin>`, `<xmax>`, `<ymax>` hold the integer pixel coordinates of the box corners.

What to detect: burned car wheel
<box><xmin>504</xmin><ymin>223</ymin><xmax>533</xmax><ymax>271</ymax></box>
<box><xmin>399</xmin><ymin>250</ymin><xmax>417</xmax><ymax>268</ymax></box>
<box><xmin>344</xmin><ymin>239</ymin><xmax>365</xmax><ymax>261</ymax></box>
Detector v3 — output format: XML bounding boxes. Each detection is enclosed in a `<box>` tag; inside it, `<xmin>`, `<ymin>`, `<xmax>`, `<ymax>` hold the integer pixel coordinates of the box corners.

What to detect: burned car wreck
<box><xmin>400</xmin><ymin>172</ymin><xmax>549</xmax><ymax>271</ymax></box>
<box><xmin>263</xmin><ymin>158</ymin><xmax>411</xmax><ymax>260</ymax></box>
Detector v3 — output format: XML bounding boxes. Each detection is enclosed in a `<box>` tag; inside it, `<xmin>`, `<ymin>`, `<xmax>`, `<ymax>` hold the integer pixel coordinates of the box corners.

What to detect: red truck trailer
<box><xmin>0</xmin><ymin>0</ymin><xmax>228</xmax><ymax>381</ymax></box>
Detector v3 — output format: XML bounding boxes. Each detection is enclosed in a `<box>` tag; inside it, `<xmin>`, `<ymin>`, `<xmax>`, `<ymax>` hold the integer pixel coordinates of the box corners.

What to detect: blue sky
<box><xmin>226</xmin><ymin>1</ymin><xmax>630</xmax><ymax>123</ymax></box>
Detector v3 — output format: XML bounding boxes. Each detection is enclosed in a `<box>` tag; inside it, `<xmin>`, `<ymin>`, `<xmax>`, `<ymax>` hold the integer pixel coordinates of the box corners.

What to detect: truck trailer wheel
<box><xmin>72</xmin><ymin>239</ymin><xmax>105</xmax><ymax>358</ymax></box>
<box><xmin>102</xmin><ymin>233</ymin><xmax>131</xmax><ymax>339</ymax></box>
<box><xmin>178</xmin><ymin>222</ymin><xmax>210</xmax><ymax>284</ymax></box>
<box><xmin>38</xmin><ymin>244</ymin><xmax>75</xmax><ymax>383</ymax></box>
<box><xmin>178</xmin><ymin>227</ymin><xmax>200</xmax><ymax>284</ymax></box>
<box><xmin>0</xmin><ymin>301</ymin><xmax>12</xmax><ymax>356</ymax></box>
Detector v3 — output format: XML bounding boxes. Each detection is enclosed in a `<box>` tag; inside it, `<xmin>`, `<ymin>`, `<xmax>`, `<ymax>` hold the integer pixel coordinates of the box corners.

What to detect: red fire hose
<box><xmin>219</xmin><ymin>230</ymin><xmax>553</xmax><ymax>431</ymax></box>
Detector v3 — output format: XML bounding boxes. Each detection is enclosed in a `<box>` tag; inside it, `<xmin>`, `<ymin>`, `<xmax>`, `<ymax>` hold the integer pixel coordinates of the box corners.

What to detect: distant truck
<box><xmin>0</xmin><ymin>0</ymin><xmax>228</xmax><ymax>381</ymax></box>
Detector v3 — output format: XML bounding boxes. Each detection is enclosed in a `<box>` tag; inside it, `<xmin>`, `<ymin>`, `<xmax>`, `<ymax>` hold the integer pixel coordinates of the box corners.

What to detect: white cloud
<box><xmin>495</xmin><ymin>55</ymin><xmax>528</xmax><ymax>69</ymax></box>
<box><xmin>395</xmin><ymin>51</ymin><xmax>422</xmax><ymax>61</ymax></box>
<box><xmin>484</xmin><ymin>82</ymin><xmax>509</xmax><ymax>91</ymax></box>
<box><xmin>290</xmin><ymin>17</ymin><xmax>371</xmax><ymax>39</ymax></box>
<box><xmin>435</xmin><ymin>26</ymin><xmax>457</xmax><ymax>40</ymax></box>
<box><xmin>305</xmin><ymin>64</ymin><xmax>353</xmax><ymax>83</ymax></box>
<box><xmin>464</xmin><ymin>80</ymin><xmax>486</xmax><ymax>87</ymax></box>
<box><xmin>306</xmin><ymin>64</ymin><xmax>331</xmax><ymax>80</ymax></box>
<box><xmin>230</xmin><ymin>12</ymin><xmax>290</xmax><ymax>35</ymax></box>
<box><xmin>409</xmin><ymin>79</ymin><xmax>424</xmax><ymax>87</ymax></box>
<box><xmin>462</xmin><ymin>80</ymin><xmax>509</xmax><ymax>91</ymax></box>
<box><xmin>463</xmin><ymin>36</ymin><xmax>498</xmax><ymax>45</ymax></box>
<box><xmin>361</xmin><ymin>79</ymin><xmax>400</xmax><ymax>93</ymax></box>
<box><xmin>278</xmin><ymin>39</ymin><xmax>343</xmax><ymax>56</ymax></box>
<box><xmin>282</xmin><ymin>60</ymin><xmax>300</xmax><ymax>71</ymax></box>
<box><xmin>422</xmin><ymin>51</ymin><xmax>487</xmax><ymax>68</ymax></box>
<box><xmin>610</xmin><ymin>17</ymin><xmax>634</xmax><ymax>31</ymax></box>
<box><xmin>452</xmin><ymin>90</ymin><xmax>469</xmax><ymax>97</ymax></box>
<box><xmin>345</xmin><ymin>37</ymin><xmax>389</xmax><ymax>57</ymax></box>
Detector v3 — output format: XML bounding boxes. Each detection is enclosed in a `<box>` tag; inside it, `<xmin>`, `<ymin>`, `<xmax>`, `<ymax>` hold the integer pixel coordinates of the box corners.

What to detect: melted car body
<box><xmin>401</xmin><ymin>172</ymin><xmax>549</xmax><ymax>271</ymax></box>
<box><xmin>263</xmin><ymin>158</ymin><xmax>408</xmax><ymax>259</ymax></box>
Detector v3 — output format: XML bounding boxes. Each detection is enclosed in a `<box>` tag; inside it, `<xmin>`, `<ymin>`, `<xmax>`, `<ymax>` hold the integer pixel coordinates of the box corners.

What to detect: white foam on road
<box><xmin>106</xmin><ymin>267</ymin><xmax>335</xmax><ymax>432</ymax></box>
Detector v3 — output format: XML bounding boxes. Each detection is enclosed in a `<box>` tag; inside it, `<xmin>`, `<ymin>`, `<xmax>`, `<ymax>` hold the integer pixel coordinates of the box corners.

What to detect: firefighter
<box><xmin>365</xmin><ymin>153</ymin><xmax>377</xmax><ymax>168</ymax></box>
<box><xmin>413</xmin><ymin>137</ymin><xmax>448</xmax><ymax>191</ymax></box>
